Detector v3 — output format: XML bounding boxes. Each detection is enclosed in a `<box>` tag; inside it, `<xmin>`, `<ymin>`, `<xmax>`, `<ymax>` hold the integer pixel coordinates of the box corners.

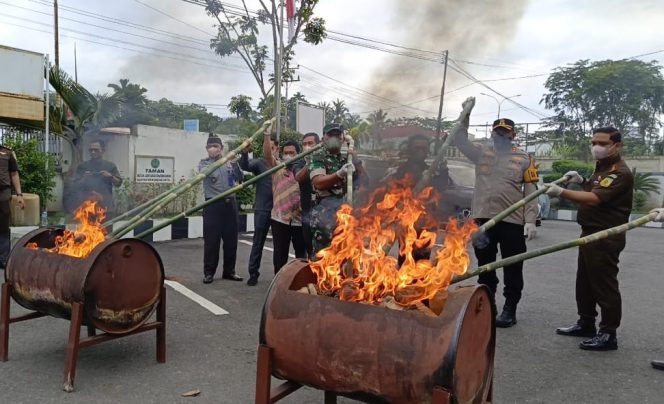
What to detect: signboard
<box><xmin>183</xmin><ymin>119</ymin><xmax>199</xmax><ymax>132</ymax></box>
<box><xmin>135</xmin><ymin>156</ymin><xmax>175</xmax><ymax>183</ymax></box>
<box><xmin>296</xmin><ymin>102</ymin><xmax>325</xmax><ymax>136</ymax></box>
<box><xmin>0</xmin><ymin>45</ymin><xmax>45</xmax><ymax>121</ymax></box>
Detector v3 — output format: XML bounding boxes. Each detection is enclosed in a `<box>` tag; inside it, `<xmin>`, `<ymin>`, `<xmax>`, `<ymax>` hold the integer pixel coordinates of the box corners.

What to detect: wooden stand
<box><xmin>0</xmin><ymin>282</ymin><xmax>166</xmax><ymax>392</ymax></box>
<box><xmin>254</xmin><ymin>344</ymin><xmax>476</xmax><ymax>403</ymax></box>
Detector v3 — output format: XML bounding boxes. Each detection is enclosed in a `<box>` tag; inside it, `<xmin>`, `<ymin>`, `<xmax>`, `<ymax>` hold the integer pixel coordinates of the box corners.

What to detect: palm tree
<box><xmin>107</xmin><ymin>78</ymin><xmax>147</xmax><ymax>109</ymax></box>
<box><xmin>633</xmin><ymin>170</ymin><xmax>661</xmax><ymax>211</ymax></box>
<box><xmin>229</xmin><ymin>94</ymin><xmax>253</xmax><ymax>119</ymax></box>
<box><xmin>331</xmin><ymin>98</ymin><xmax>348</xmax><ymax>123</ymax></box>
<box><xmin>317</xmin><ymin>101</ymin><xmax>334</xmax><ymax>124</ymax></box>
<box><xmin>367</xmin><ymin>109</ymin><xmax>388</xmax><ymax>150</ymax></box>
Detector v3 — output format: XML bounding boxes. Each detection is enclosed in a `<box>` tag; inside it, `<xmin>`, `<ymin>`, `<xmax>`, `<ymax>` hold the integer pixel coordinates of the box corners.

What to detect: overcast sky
<box><xmin>1</xmin><ymin>0</ymin><xmax>663</xmax><ymax>136</ymax></box>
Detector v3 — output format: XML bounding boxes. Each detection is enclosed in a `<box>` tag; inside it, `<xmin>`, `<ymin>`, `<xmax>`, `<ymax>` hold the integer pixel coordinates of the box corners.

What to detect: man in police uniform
<box><xmin>547</xmin><ymin>127</ymin><xmax>633</xmax><ymax>351</ymax></box>
<box><xmin>198</xmin><ymin>134</ymin><xmax>243</xmax><ymax>284</ymax></box>
<box><xmin>454</xmin><ymin>118</ymin><xmax>539</xmax><ymax>327</ymax></box>
<box><xmin>308</xmin><ymin>123</ymin><xmax>368</xmax><ymax>255</ymax></box>
<box><xmin>0</xmin><ymin>145</ymin><xmax>24</xmax><ymax>269</ymax></box>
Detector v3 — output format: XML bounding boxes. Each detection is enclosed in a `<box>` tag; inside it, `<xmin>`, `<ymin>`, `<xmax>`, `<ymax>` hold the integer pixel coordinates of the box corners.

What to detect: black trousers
<box><xmin>248</xmin><ymin>210</ymin><xmax>271</xmax><ymax>279</ymax></box>
<box><xmin>271</xmin><ymin>219</ymin><xmax>306</xmax><ymax>274</ymax></box>
<box><xmin>202</xmin><ymin>198</ymin><xmax>238</xmax><ymax>277</ymax></box>
<box><xmin>577</xmin><ymin>229</ymin><xmax>625</xmax><ymax>332</ymax></box>
<box><xmin>302</xmin><ymin>209</ymin><xmax>314</xmax><ymax>260</ymax></box>
<box><xmin>474</xmin><ymin>219</ymin><xmax>527</xmax><ymax>308</ymax></box>
<box><xmin>0</xmin><ymin>198</ymin><xmax>10</xmax><ymax>268</ymax></box>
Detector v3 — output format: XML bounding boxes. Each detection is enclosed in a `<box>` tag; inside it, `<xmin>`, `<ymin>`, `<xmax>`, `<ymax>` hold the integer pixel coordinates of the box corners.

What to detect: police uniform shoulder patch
<box><xmin>600</xmin><ymin>174</ymin><xmax>617</xmax><ymax>187</ymax></box>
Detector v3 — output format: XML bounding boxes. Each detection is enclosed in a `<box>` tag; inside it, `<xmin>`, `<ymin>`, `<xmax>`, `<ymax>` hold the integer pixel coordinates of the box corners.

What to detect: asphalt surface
<box><xmin>1</xmin><ymin>220</ymin><xmax>663</xmax><ymax>403</ymax></box>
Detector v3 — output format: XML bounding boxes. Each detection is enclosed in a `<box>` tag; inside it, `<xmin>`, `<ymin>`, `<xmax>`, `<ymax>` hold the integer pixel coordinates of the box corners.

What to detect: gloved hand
<box><xmin>545</xmin><ymin>184</ymin><xmax>564</xmax><ymax>197</ymax></box>
<box><xmin>335</xmin><ymin>162</ymin><xmax>355</xmax><ymax>179</ymax></box>
<box><xmin>650</xmin><ymin>208</ymin><xmax>664</xmax><ymax>222</ymax></box>
<box><xmin>524</xmin><ymin>223</ymin><xmax>537</xmax><ymax>240</ymax></box>
<box><xmin>563</xmin><ymin>171</ymin><xmax>584</xmax><ymax>184</ymax></box>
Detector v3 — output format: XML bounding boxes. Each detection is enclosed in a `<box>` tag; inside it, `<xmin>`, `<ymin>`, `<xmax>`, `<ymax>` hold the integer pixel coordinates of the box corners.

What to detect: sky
<box><xmin>1</xmin><ymin>0</ymin><xmax>663</xmax><ymax>137</ymax></box>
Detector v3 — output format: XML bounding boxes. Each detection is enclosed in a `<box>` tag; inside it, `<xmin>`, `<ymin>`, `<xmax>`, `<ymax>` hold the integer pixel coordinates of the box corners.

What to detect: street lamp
<box><xmin>480</xmin><ymin>92</ymin><xmax>521</xmax><ymax>118</ymax></box>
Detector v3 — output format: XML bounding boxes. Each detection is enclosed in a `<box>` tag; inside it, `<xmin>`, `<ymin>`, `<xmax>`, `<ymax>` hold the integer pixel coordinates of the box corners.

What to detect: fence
<box><xmin>0</xmin><ymin>124</ymin><xmax>64</xmax><ymax>168</ymax></box>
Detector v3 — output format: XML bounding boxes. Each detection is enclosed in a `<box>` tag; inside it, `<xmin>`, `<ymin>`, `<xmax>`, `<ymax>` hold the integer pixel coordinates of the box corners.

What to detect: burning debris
<box><xmin>309</xmin><ymin>181</ymin><xmax>477</xmax><ymax>313</ymax></box>
<box><xmin>27</xmin><ymin>200</ymin><xmax>107</xmax><ymax>258</ymax></box>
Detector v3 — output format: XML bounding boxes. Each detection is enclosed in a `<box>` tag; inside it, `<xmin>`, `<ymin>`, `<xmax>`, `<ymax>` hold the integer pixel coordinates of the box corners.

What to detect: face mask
<box><xmin>303</xmin><ymin>146</ymin><xmax>312</xmax><ymax>152</ymax></box>
<box><xmin>283</xmin><ymin>154</ymin><xmax>295</xmax><ymax>161</ymax></box>
<box><xmin>326</xmin><ymin>137</ymin><xmax>341</xmax><ymax>151</ymax></box>
<box><xmin>591</xmin><ymin>145</ymin><xmax>613</xmax><ymax>160</ymax></box>
<box><xmin>490</xmin><ymin>133</ymin><xmax>512</xmax><ymax>151</ymax></box>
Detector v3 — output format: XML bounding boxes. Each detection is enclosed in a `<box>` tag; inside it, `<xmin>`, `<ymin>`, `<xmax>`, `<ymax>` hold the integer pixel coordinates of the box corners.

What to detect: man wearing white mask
<box><xmin>453</xmin><ymin>118</ymin><xmax>539</xmax><ymax>328</ymax></box>
<box><xmin>263</xmin><ymin>132</ymin><xmax>306</xmax><ymax>274</ymax></box>
<box><xmin>547</xmin><ymin>127</ymin><xmax>633</xmax><ymax>351</ymax></box>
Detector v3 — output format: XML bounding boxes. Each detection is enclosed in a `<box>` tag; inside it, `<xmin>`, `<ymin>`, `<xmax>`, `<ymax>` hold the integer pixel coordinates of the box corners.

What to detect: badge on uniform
<box><xmin>600</xmin><ymin>174</ymin><xmax>617</xmax><ymax>187</ymax></box>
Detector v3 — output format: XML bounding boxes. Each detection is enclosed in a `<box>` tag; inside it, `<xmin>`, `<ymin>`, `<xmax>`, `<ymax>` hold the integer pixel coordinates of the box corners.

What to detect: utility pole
<box><xmin>273</xmin><ymin>0</ymin><xmax>285</xmax><ymax>142</ymax></box>
<box><xmin>283</xmin><ymin>65</ymin><xmax>300</xmax><ymax>130</ymax></box>
<box><xmin>74</xmin><ymin>43</ymin><xmax>78</xmax><ymax>83</ymax></box>
<box><xmin>54</xmin><ymin>0</ymin><xmax>59</xmax><ymax>66</ymax></box>
<box><xmin>435</xmin><ymin>50</ymin><xmax>449</xmax><ymax>137</ymax></box>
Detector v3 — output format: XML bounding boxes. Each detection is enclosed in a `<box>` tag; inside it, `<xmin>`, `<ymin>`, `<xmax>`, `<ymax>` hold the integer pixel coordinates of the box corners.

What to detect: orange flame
<box><xmin>27</xmin><ymin>200</ymin><xmax>107</xmax><ymax>258</ymax></box>
<box><xmin>309</xmin><ymin>180</ymin><xmax>477</xmax><ymax>308</ymax></box>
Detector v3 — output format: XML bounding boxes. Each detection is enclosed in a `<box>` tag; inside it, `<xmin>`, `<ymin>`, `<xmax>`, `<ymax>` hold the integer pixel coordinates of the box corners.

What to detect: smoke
<box><xmin>368</xmin><ymin>0</ymin><xmax>530</xmax><ymax>116</ymax></box>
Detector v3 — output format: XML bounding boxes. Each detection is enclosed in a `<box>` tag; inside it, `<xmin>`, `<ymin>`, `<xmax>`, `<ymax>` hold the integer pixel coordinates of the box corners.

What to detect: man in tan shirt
<box><xmin>454</xmin><ymin>118</ymin><xmax>539</xmax><ymax>327</ymax></box>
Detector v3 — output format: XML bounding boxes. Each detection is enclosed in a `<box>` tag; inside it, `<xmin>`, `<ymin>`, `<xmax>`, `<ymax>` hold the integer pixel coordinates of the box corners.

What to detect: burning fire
<box><xmin>27</xmin><ymin>200</ymin><xmax>107</xmax><ymax>258</ymax></box>
<box><xmin>309</xmin><ymin>180</ymin><xmax>477</xmax><ymax>309</ymax></box>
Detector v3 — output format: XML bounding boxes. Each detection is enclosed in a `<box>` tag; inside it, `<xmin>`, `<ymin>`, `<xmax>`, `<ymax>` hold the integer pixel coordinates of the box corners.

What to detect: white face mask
<box><xmin>283</xmin><ymin>154</ymin><xmax>295</xmax><ymax>161</ymax></box>
<box><xmin>591</xmin><ymin>145</ymin><xmax>612</xmax><ymax>160</ymax></box>
<box><xmin>302</xmin><ymin>146</ymin><xmax>312</xmax><ymax>152</ymax></box>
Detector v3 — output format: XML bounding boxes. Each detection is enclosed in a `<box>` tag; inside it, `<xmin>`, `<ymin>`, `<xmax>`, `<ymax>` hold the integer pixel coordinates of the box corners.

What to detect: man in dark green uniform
<box><xmin>308</xmin><ymin>123</ymin><xmax>368</xmax><ymax>255</ymax></box>
<box><xmin>73</xmin><ymin>139</ymin><xmax>122</xmax><ymax>218</ymax></box>
<box><xmin>547</xmin><ymin>127</ymin><xmax>633</xmax><ymax>351</ymax></box>
<box><xmin>0</xmin><ymin>145</ymin><xmax>24</xmax><ymax>269</ymax></box>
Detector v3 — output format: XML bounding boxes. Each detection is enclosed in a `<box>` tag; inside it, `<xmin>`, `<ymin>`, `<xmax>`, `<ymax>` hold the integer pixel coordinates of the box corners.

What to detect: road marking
<box><xmin>239</xmin><ymin>239</ymin><xmax>295</xmax><ymax>258</ymax></box>
<box><xmin>164</xmin><ymin>280</ymin><xmax>229</xmax><ymax>315</ymax></box>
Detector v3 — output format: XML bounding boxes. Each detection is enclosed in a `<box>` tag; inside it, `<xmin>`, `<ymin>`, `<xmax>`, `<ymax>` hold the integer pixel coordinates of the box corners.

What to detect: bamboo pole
<box><xmin>133</xmin><ymin>143</ymin><xmax>325</xmax><ymax>239</ymax></box>
<box><xmin>471</xmin><ymin>174</ymin><xmax>571</xmax><ymax>242</ymax></box>
<box><xmin>452</xmin><ymin>212</ymin><xmax>657</xmax><ymax>284</ymax></box>
<box><xmin>414</xmin><ymin>96</ymin><xmax>475</xmax><ymax>193</ymax></box>
<box><xmin>105</xmin><ymin>187</ymin><xmax>172</xmax><ymax>228</ymax></box>
<box><xmin>109</xmin><ymin>118</ymin><xmax>275</xmax><ymax>239</ymax></box>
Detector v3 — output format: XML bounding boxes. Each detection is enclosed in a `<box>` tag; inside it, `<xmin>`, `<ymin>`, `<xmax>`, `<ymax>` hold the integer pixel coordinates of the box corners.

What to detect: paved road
<box><xmin>1</xmin><ymin>220</ymin><xmax>662</xmax><ymax>403</ymax></box>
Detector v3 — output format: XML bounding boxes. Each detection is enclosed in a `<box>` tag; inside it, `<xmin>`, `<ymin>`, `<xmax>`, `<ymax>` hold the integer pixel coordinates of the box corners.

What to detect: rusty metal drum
<box><xmin>260</xmin><ymin>260</ymin><xmax>495</xmax><ymax>403</ymax></box>
<box><xmin>5</xmin><ymin>228</ymin><xmax>164</xmax><ymax>334</ymax></box>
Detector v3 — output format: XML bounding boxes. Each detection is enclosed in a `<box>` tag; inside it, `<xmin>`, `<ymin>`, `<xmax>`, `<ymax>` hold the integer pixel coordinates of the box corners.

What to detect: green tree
<box><xmin>367</xmin><ymin>109</ymin><xmax>388</xmax><ymax>150</ymax></box>
<box><xmin>2</xmin><ymin>134</ymin><xmax>56</xmax><ymax>209</ymax></box>
<box><xmin>204</xmin><ymin>0</ymin><xmax>326</xmax><ymax>99</ymax></box>
<box><xmin>228</xmin><ymin>95</ymin><xmax>253</xmax><ymax>119</ymax></box>
<box><xmin>317</xmin><ymin>101</ymin><xmax>334</xmax><ymax>124</ymax></box>
<box><xmin>541</xmin><ymin>59</ymin><xmax>664</xmax><ymax>158</ymax></box>
<box><xmin>632</xmin><ymin>170</ymin><xmax>661</xmax><ymax>211</ymax></box>
<box><xmin>145</xmin><ymin>98</ymin><xmax>224</xmax><ymax>132</ymax></box>
<box><xmin>107</xmin><ymin>78</ymin><xmax>152</xmax><ymax>126</ymax></box>
<box><xmin>286</xmin><ymin>92</ymin><xmax>308</xmax><ymax>129</ymax></box>
<box><xmin>331</xmin><ymin>98</ymin><xmax>348</xmax><ymax>123</ymax></box>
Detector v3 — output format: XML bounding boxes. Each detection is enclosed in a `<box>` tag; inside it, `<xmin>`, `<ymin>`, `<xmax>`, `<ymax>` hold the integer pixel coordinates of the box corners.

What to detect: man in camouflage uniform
<box><xmin>308</xmin><ymin>123</ymin><xmax>368</xmax><ymax>255</ymax></box>
<box><xmin>454</xmin><ymin>118</ymin><xmax>539</xmax><ymax>328</ymax></box>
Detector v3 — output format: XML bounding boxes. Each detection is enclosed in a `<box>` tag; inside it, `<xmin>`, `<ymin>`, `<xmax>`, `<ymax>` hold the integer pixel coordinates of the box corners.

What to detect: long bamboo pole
<box><xmin>105</xmin><ymin>187</ymin><xmax>173</xmax><ymax>228</ymax></box>
<box><xmin>471</xmin><ymin>174</ymin><xmax>571</xmax><ymax>242</ymax></box>
<box><xmin>109</xmin><ymin>118</ymin><xmax>275</xmax><ymax>239</ymax></box>
<box><xmin>452</xmin><ymin>212</ymin><xmax>657</xmax><ymax>284</ymax></box>
<box><xmin>132</xmin><ymin>143</ymin><xmax>325</xmax><ymax>239</ymax></box>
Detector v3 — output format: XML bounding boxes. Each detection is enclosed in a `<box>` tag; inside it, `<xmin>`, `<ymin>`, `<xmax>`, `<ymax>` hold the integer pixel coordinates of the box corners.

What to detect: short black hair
<box><xmin>593</xmin><ymin>126</ymin><xmax>622</xmax><ymax>143</ymax></box>
<box><xmin>90</xmin><ymin>139</ymin><xmax>106</xmax><ymax>150</ymax></box>
<box><xmin>303</xmin><ymin>132</ymin><xmax>320</xmax><ymax>143</ymax></box>
<box><xmin>282</xmin><ymin>140</ymin><xmax>301</xmax><ymax>153</ymax></box>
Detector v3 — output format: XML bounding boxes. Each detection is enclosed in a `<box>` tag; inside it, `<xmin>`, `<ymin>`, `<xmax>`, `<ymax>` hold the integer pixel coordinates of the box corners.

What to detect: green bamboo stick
<box><xmin>471</xmin><ymin>174</ymin><xmax>571</xmax><ymax>242</ymax></box>
<box><xmin>105</xmin><ymin>188</ymin><xmax>173</xmax><ymax>227</ymax></box>
<box><xmin>452</xmin><ymin>212</ymin><xmax>658</xmax><ymax>284</ymax></box>
<box><xmin>414</xmin><ymin>96</ymin><xmax>476</xmax><ymax>193</ymax></box>
<box><xmin>132</xmin><ymin>143</ymin><xmax>325</xmax><ymax>239</ymax></box>
<box><xmin>109</xmin><ymin>118</ymin><xmax>275</xmax><ymax>239</ymax></box>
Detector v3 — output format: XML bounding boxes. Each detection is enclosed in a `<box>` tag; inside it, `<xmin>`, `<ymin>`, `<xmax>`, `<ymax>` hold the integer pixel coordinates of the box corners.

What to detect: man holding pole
<box><xmin>547</xmin><ymin>127</ymin><xmax>633</xmax><ymax>351</ymax></box>
<box><xmin>309</xmin><ymin>124</ymin><xmax>368</xmax><ymax>255</ymax></box>
<box><xmin>453</xmin><ymin>118</ymin><xmax>539</xmax><ymax>328</ymax></box>
<box><xmin>199</xmin><ymin>134</ymin><xmax>244</xmax><ymax>284</ymax></box>
<box><xmin>295</xmin><ymin>132</ymin><xmax>320</xmax><ymax>259</ymax></box>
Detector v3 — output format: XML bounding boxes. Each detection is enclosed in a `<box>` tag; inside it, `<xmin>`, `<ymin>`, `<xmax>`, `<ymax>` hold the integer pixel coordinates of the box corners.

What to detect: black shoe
<box><xmin>556</xmin><ymin>322</ymin><xmax>597</xmax><ymax>337</ymax></box>
<box><xmin>651</xmin><ymin>360</ymin><xmax>664</xmax><ymax>371</ymax></box>
<box><xmin>222</xmin><ymin>273</ymin><xmax>243</xmax><ymax>282</ymax></box>
<box><xmin>203</xmin><ymin>274</ymin><xmax>214</xmax><ymax>284</ymax></box>
<box><xmin>247</xmin><ymin>277</ymin><xmax>258</xmax><ymax>286</ymax></box>
<box><xmin>579</xmin><ymin>332</ymin><xmax>618</xmax><ymax>351</ymax></box>
<box><xmin>495</xmin><ymin>306</ymin><xmax>517</xmax><ymax>328</ymax></box>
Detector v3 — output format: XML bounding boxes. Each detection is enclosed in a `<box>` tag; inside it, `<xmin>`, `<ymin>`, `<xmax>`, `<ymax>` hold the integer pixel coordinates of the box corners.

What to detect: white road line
<box><xmin>164</xmin><ymin>280</ymin><xmax>229</xmax><ymax>315</ymax></box>
<box><xmin>239</xmin><ymin>239</ymin><xmax>295</xmax><ymax>258</ymax></box>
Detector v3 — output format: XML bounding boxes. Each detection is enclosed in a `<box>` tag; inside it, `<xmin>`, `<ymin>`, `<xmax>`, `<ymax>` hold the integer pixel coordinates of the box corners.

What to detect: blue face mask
<box><xmin>490</xmin><ymin>132</ymin><xmax>512</xmax><ymax>151</ymax></box>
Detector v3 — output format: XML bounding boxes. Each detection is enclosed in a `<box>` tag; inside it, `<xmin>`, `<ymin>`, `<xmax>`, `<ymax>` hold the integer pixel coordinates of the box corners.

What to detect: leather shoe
<box><xmin>495</xmin><ymin>307</ymin><xmax>517</xmax><ymax>328</ymax></box>
<box><xmin>247</xmin><ymin>276</ymin><xmax>258</xmax><ymax>286</ymax></box>
<box><xmin>652</xmin><ymin>360</ymin><xmax>664</xmax><ymax>371</ymax></box>
<box><xmin>579</xmin><ymin>332</ymin><xmax>617</xmax><ymax>351</ymax></box>
<box><xmin>222</xmin><ymin>273</ymin><xmax>243</xmax><ymax>281</ymax></box>
<box><xmin>556</xmin><ymin>323</ymin><xmax>597</xmax><ymax>337</ymax></box>
<box><xmin>203</xmin><ymin>274</ymin><xmax>214</xmax><ymax>284</ymax></box>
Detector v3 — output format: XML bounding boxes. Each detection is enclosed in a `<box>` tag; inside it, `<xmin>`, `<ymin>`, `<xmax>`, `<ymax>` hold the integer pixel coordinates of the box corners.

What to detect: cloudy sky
<box><xmin>1</xmin><ymin>0</ymin><xmax>663</xmax><ymax>136</ymax></box>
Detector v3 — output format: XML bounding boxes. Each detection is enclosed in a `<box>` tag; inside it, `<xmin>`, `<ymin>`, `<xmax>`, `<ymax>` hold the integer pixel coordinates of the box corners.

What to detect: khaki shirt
<box><xmin>455</xmin><ymin>136</ymin><xmax>538</xmax><ymax>225</ymax></box>
<box><xmin>577</xmin><ymin>155</ymin><xmax>633</xmax><ymax>230</ymax></box>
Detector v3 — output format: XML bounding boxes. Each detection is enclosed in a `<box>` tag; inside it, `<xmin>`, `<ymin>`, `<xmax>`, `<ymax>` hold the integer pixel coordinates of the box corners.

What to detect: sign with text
<box><xmin>135</xmin><ymin>156</ymin><xmax>175</xmax><ymax>183</ymax></box>
<box><xmin>183</xmin><ymin>119</ymin><xmax>199</xmax><ymax>132</ymax></box>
